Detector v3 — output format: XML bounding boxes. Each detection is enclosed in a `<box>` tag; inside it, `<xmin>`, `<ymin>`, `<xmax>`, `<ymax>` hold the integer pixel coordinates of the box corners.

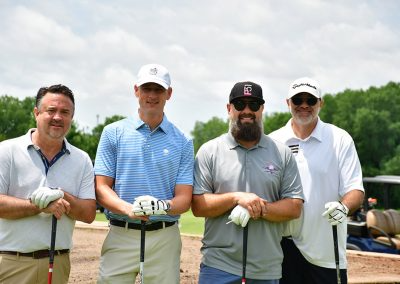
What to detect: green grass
<box><xmin>95</xmin><ymin>210</ymin><xmax>204</xmax><ymax>236</ymax></box>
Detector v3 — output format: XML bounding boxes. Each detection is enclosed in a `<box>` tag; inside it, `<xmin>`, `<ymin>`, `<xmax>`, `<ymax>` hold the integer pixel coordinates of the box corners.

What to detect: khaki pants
<box><xmin>98</xmin><ymin>223</ymin><xmax>181</xmax><ymax>284</ymax></box>
<box><xmin>0</xmin><ymin>253</ymin><xmax>70</xmax><ymax>284</ymax></box>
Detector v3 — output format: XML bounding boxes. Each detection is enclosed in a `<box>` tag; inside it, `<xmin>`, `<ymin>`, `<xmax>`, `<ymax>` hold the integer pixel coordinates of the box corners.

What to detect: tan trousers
<box><xmin>0</xmin><ymin>253</ymin><xmax>70</xmax><ymax>284</ymax></box>
<box><xmin>98</xmin><ymin>223</ymin><xmax>181</xmax><ymax>284</ymax></box>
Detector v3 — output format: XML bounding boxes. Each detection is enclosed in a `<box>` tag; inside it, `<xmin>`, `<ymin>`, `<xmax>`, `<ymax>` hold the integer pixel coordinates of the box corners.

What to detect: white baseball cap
<box><xmin>288</xmin><ymin>77</ymin><xmax>321</xmax><ymax>99</ymax></box>
<box><xmin>136</xmin><ymin>64</ymin><xmax>171</xmax><ymax>89</ymax></box>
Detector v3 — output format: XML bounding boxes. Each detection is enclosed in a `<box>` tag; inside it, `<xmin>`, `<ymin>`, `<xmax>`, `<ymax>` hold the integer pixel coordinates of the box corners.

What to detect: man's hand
<box><xmin>132</xmin><ymin>195</ymin><xmax>171</xmax><ymax>216</ymax></box>
<box><xmin>322</xmin><ymin>201</ymin><xmax>349</xmax><ymax>226</ymax></box>
<box><xmin>41</xmin><ymin>198</ymin><xmax>71</xmax><ymax>219</ymax></box>
<box><xmin>30</xmin><ymin>187</ymin><xmax>64</xmax><ymax>209</ymax></box>
<box><xmin>228</xmin><ymin>205</ymin><xmax>250</xmax><ymax>227</ymax></box>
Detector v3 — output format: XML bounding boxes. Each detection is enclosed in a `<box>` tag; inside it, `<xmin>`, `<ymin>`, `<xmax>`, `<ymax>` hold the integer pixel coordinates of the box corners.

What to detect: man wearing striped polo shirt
<box><xmin>94</xmin><ymin>64</ymin><xmax>194</xmax><ymax>283</ymax></box>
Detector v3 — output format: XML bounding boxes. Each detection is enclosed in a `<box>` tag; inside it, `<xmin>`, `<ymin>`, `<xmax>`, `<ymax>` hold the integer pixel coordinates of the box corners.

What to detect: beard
<box><xmin>289</xmin><ymin>106</ymin><xmax>320</xmax><ymax>126</ymax></box>
<box><xmin>230</xmin><ymin>114</ymin><xmax>262</xmax><ymax>142</ymax></box>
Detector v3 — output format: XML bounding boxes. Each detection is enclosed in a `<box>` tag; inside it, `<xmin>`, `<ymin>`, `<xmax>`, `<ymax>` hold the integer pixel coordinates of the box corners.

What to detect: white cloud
<box><xmin>0</xmin><ymin>0</ymin><xmax>399</xmax><ymax>136</ymax></box>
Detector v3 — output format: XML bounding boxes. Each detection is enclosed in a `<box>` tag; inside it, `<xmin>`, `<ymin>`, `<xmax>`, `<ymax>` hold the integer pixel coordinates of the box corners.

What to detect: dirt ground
<box><xmin>69</xmin><ymin>226</ymin><xmax>400</xmax><ymax>284</ymax></box>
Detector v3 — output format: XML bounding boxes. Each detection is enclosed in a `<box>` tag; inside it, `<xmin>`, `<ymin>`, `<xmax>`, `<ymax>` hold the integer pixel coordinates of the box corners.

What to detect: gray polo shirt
<box><xmin>0</xmin><ymin>129</ymin><xmax>95</xmax><ymax>252</ymax></box>
<box><xmin>194</xmin><ymin>133</ymin><xmax>303</xmax><ymax>280</ymax></box>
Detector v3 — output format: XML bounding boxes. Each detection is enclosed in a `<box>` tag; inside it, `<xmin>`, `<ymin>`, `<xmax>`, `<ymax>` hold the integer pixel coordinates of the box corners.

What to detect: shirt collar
<box><xmin>225</xmin><ymin>131</ymin><xmax>268</xmax><ymax>150</ymax></box>
<box><xmin>26</xmin><ymin>128</ymin><xmax>71</xmax><ymax>154</ymax></box>
<box><xmin>133</xmin><ymin>114</ymin><xmax>170</xmax><ymax>134</ymax></box>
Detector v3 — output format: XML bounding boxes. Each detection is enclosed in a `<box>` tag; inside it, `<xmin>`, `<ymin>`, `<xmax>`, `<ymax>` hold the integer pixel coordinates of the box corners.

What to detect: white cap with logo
<box><xmin>136</xmin><ymin>64</ymin><xmax>171</xmax><ymax>89</ymax></box>
<box><xmin>288</xmin><ymin>77</ymin><xmax>321</xmax><ymax>99</ymax></box>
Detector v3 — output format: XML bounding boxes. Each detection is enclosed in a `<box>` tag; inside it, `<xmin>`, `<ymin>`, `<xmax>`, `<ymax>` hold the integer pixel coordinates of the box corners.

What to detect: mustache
<box><xmin>239</xmin><ymin>114</ymin><xmax>256</xmax><ymax>120</ymax></box>
<box><xmin>50</xmin><ymin>121</ymin><xmax>64</xmax><ymax>127</ymax></box>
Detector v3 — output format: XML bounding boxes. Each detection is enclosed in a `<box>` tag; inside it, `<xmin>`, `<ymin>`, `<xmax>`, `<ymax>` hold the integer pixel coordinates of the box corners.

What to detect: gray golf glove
<box><xmin>30</xmin><ymin>186</ymin><xmax>64</xmax><ymax>209</ymax></box>
<box><xmin>322</xmin><ymin>201</ymin><xmax>349</xmax><ymax>226</ymax></box>
<box><xmin>228</xmin><ymin>205</ymin><xmax>250</xmax><ymax>227</ymax></box>
<box><xmin>132</xmin><ymin>195</ymin><xmax>171</xmax><ymax>216</ymax></box>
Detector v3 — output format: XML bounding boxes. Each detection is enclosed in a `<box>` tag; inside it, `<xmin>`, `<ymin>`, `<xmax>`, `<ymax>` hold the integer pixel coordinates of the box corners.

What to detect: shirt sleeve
<box><xmin>94</xmin><ymin>125</ymin><xmax>117</xmax><ymax>179</ymax></box>
<box><xmin>176</xmin><ymin>139</ymin><xmax>194</xmax><ymax>186</ymax></box>
<box><xmin>338</xmin><ymin>136</ymin><xmax>364</xmax><ymax>196</ymax></box>
<box><xmin>193</xmin><ymin>143</ymin><xmax>214</xmax><ymax>195</ymax></box>
<box><xmin>280</xmin><ymin>147</ymin><xmax>304</xmax><ymax>200</ymax></box>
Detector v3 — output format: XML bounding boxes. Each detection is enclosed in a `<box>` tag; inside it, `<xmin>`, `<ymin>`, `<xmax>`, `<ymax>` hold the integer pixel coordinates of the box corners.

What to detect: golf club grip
<box><xmin>48</xmin><ymin>215</ymin><xmax>57</xmax><ymax>284</ymax></box>
<box><xmin>332</xmin><ymin>225</ymin><xmax>341</xmax><ymax>284</ymax></box>
<box><xmin>140</xmin><ymin>221</ymin><xmax>146</xmax><ymax>262</ymax></box>
<box><xmin>139</xmin><ymin>221</ymin><xmax>146</xmax><ymax>284</ymax></box>
<box><xmin>242</xmin><ymin>225</ymin><xmax>248</xmax><ymax>283</ymax></box>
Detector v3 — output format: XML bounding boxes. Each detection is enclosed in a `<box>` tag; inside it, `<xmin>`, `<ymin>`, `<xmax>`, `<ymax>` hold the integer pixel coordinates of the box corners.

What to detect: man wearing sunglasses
<box><xmin>269</xmin><ymin>77</ymin><xmax>364</xmax><ymax>284</ymax></box>
<box><xmin>192</xmin><ymin>81</ymin><xmax>304</xmax><ymax>283</ymax></box>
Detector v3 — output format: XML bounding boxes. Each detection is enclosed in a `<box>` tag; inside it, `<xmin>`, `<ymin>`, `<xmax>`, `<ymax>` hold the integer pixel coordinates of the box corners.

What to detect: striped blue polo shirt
<box><xmin>94</xmin><ymin>115</ymin><xmax>194</xmax><ymax>223</ymax></box>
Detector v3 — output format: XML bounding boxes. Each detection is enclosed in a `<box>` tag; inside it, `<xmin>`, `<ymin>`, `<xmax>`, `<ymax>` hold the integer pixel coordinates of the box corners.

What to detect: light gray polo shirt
<box><xmin>0</xmin><ymin>129</ymin><xmax>95</xmax><ymax>252</ymax></box>
<box><xmin>194</xmin><ymin>133</ymin><xmax>303</xmax><ymax>280</ymax></box>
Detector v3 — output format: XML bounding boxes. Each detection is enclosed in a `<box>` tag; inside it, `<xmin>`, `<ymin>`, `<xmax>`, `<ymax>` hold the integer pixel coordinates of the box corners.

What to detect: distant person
<box><xmin>192</xmin><ymin>81</ymin><xmax>304</xmax><ymax>283</ymax></box>
<box><xmin>94</xmin><ymin>63</ymin><xmax>194</xmax><ymax>283</ymax></box>
<box><xmin>0</xmin><ymin>84</ymin><xmax>96</xmax><ymax>284</ymax></box>
<box><xmin>269</xmin><ymin>77</ymin><xmax>364</xmax><ymax>284</ymax></box>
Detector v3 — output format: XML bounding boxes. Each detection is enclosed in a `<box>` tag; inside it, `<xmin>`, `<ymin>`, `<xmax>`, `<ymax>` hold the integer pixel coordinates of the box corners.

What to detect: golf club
<box><xmin>48</xmin><ymin>215</ymin><xmax>57</xmax><ymax>284</ymax></box>
<box><xmin>242</xmin><ymin>224</ymin><xmax>248</xmax><ymax>284</ymax></box>
<box><xmin>332</xmin><ymin>225</ymin><xmax>341</xmax><ymax>284</ymax></box>
<box><xmin>139</xmin><ymin>220</ymin><xmax>146</xmax><ymax>284</ymax></box>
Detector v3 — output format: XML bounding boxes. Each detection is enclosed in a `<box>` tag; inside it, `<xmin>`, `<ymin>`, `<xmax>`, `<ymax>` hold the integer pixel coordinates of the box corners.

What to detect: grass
<box><xmin>95</xmin><ymin>210</ymin><xmax>204</xmax><ymax>236</ymax></box>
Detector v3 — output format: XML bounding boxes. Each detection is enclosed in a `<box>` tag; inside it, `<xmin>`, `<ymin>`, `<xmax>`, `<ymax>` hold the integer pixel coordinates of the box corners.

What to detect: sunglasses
<box><xmin>291</xmin><ymin>96</ymin><xmax>319</xmax><ymax>106</ymax></box>
<box><xmin>232</xmin><ymin>100</ymin><xmax>262</xmax><ymax>112</ymax></box>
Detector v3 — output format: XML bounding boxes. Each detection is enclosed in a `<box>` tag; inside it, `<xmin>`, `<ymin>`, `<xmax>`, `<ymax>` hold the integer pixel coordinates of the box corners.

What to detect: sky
<box><xmin>1</xmin><ymin>1</ymin><xmax>399</xmax><ymax>136</ymax></box>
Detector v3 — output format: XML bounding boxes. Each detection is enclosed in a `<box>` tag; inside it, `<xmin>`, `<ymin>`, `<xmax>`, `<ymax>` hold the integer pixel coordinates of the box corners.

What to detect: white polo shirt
<box><xmin>0</xmin><ymin>129</ymin><xmax>95</xmax><ymax>252</ymax></box>
<box><xmin>269</xmin><ymin>118</ymin><xmax>364</xmax><ymax>269</ymax></box>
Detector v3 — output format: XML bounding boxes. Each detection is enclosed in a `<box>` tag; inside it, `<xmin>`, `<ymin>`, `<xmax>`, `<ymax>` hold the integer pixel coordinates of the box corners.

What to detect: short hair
<box><xmin>35</xmin><ymin>84</ymin><xmax>75</xmax><ymax>110</ymax></box>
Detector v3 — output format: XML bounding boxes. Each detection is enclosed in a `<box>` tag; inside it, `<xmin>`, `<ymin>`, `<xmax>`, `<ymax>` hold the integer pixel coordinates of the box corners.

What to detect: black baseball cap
<box><xmin>229</xmin><ymin>81</ymin><xmax>265</xmax><ymax>104</ymax></box>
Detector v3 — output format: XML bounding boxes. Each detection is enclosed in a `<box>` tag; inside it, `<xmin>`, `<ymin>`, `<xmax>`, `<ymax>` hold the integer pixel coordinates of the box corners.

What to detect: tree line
<box><xmin>1</xmin><ymin>81</ymin><xmax>399</xmax><ymax>207</ymax></box>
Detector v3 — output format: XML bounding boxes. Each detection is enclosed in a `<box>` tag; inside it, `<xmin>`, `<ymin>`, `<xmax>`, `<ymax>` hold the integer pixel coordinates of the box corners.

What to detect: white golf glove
<box><xmin>132</xmin><ymin>195</ymin><xmax>171</xmax><ymax>216</ymax></box>
<box><xmin>322</xmin><ymin>201</ymin><xmax>349</xmax><ymax>226</ymax></box>
<box><xmin>30</xmin><ymin>187</ymin><xmax>64</xmax><ymax>209</ymax></box>
<box><xmin>228</xmin><ymin>205</ymin><xmax>250</xmax><ymax>227</ymax></box>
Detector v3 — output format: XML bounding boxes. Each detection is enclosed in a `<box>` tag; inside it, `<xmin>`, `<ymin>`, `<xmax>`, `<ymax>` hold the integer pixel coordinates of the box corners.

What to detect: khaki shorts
<box><xmin>98</xmin><ymin>223</ymin><xmax>181</xmax><ymax>284</ymax></box>
<box><xmin>0</xmin><ymin>252</ymin><xmax>70</xmax><ymax>284</ymax></box>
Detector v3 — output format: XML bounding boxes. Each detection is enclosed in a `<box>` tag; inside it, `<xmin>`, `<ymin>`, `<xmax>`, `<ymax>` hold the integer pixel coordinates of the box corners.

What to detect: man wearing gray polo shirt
<box><xmin>192</xmin><ymin>81</ymin><xmax>304</xmax><ymax>283</ymax></box>
<box><xmin>0</xmin><ymin>84</ymin><xmax>96</xmax><ymax>284</ymax></box>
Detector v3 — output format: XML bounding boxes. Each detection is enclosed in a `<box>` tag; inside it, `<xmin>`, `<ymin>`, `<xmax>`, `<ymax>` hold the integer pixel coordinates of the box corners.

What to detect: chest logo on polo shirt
<box><xmin>263</xmin><ymin>163</ymin><xmax>277</xmax><ymax>174</ymax></box>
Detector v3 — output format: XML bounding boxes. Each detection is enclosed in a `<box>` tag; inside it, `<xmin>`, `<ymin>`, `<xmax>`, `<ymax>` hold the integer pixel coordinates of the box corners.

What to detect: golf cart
<box><xmin>346</xmin><ymin>175</ymin><xmax>400</xmax><ymax>254</ymax></box>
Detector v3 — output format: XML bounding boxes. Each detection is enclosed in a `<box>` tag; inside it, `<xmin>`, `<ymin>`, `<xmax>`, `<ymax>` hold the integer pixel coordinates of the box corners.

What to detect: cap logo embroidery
<box><xmin>292</xmin><ymin>83</ymin><xmax>317</xmax><ymax>90</ymax></box>
<box><xmin>243</xmin><ymin>84</ymin><xmax>252</xmax><ymax>96</ymax></box>
<box><xmin>149</xmin><ymin>68</ymin><xmax>158</xmax><ymax>75</ymax></box>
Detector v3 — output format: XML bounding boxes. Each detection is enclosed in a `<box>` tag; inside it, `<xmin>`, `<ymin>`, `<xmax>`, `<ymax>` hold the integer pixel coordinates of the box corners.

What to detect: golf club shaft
<box><xmin>48</xmin><ymin>215</ymin><xmax>57</xmax><ymax>284</ymax></box>
<box><xmin>139</xmin><ymin>220</ymin><xmax>146</xmax><ymax>284</ymax></box>
<box><xmin>242</xmin><ymin>225</ymin><xmax>248</xmax><ymax>284</ymax></box>
<box><xmin>332</xmin><ymin>225</ymin><xmax>341</xmax><ymax>284</ymax></box>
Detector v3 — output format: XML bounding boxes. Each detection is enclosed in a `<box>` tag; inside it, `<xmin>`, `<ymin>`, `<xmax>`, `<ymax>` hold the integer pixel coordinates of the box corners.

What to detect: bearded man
<box><xmin>192</xmin><ymin>81</ymin><xmax>304</xmax><ymax>284</ymax></box>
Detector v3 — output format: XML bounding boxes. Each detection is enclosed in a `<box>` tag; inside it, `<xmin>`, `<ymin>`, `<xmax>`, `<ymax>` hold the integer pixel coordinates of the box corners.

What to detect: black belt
<box><xmin>110</xmin><ymin>219</ymin><xmax>176</xmax><ymax>231</ymax></box>
<box><xmin>0</xmin><ymin>249</ymin><xmax>70</xmax><ymax>259</ymax></box>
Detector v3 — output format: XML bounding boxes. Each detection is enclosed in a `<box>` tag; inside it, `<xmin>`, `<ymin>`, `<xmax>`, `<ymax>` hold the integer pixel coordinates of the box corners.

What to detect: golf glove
<box><xmin>322</xmin><ymin>201</ymin><xmax>349</xmax><ymax>226</ymax></box>
<box><xmin>132</xmin><ymin>195</ymin><xmax>170</xmax><ymax>216</ymax></box>
<box><xmin>30</xmin><ymin>187</ymin><xmax>64</xmax><ymax>209</ymax></box>
<box><xmin>228</xmin><ymin>205</ymin><xmax>250</xmax><ymax>227</ymax></box>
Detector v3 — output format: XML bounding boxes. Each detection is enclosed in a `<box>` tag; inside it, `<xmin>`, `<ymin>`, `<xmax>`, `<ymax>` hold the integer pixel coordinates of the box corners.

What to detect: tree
<box><xmin>263</xmin><ymin>112</ymin><xmax>291</xmax><ymax>134</ymax></box>
<box><xmin>191</xmin><ymin>117</ymin><xmax>228</xmax><ymax>153</ymax></box>
<box><xmin>0</xmin><ymin>96</ymin><xmax>36</xmax><ymax>141</ymax></box>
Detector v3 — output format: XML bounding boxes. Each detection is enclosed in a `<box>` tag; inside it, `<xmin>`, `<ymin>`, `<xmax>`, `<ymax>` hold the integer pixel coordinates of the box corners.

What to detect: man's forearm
<box><xmin>0</xmin><ymin>194</ymin><xmax>40</xmax><ymax>219</ymax></box>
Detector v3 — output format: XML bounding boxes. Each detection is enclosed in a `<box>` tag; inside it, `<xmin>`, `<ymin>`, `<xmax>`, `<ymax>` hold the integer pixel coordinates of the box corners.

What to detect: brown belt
<box><xmin>0</xmin><ymin>249</ymin><xmax>70</xmax><ymax>259</ymax></box>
